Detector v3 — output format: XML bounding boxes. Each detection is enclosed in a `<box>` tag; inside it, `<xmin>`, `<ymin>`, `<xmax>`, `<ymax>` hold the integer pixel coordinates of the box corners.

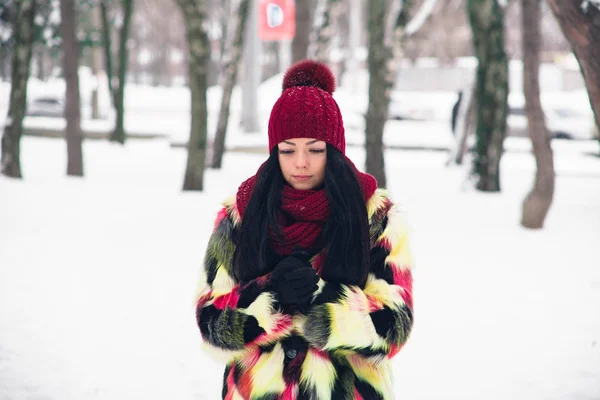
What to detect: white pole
<box><xmin>242</xmin><ymin>0</ymin><xmax>261</xmax><ymax>133</ymax></box>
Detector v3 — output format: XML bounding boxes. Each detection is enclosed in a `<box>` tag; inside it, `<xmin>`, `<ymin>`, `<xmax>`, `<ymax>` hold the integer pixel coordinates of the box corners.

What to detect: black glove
<box><xmin>271</xmin><ymin>249</ymin><xmax>319</xmax><ymax>307</ymax></box>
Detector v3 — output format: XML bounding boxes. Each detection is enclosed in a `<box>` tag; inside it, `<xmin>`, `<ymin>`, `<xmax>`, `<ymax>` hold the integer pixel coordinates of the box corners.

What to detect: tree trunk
<box><xmin>292</xmin><ymin>0</ymin><xmax>313</xmax><ymax>63</ymax></box>
<box><xmin>309</xmin><ymin>0</ymin><xmax>342</xmax><ymax>62</ymax></box>
<box><xmin>365</xmin><ymin>0</ymin><xmax>389</xmax><ymax>187</ymax></box>
<box><xmin>91</xmin><ymin>3</ymin><xmax>103</xmax><ymax>119</ymax></box>
<box><xmin>1</xmin><ymin>0</ymin><xmax>36</xmax><ymax>178</ymax></box>
<box><xmin>178</xmin><ymin>0</ymin><xmax>210</xmax><ymax>191</ymax></box>
<box><xmin>100</xmin><ymin>1</ymin><xmax>114</xmax><ymax>102</ymax></box>
<box><xmin>468</xmin><ymin>0</ymin><xmax>509</xmax><ymax>192</ymax></box>
<box><xmin>60</xmin><ymin>0</ymin><xmax>84</xmax><ymax>177</ymax></box>
<box><xmin>546</xmin><ymin>1</ymin><xmax>600</xmax><ymax>144</ymax></box>
<box><xmin>521</xmin><ymin>0</ymin><xmax>555</xmax><ymax>229</ymax></box>
<box><xmin>110</xmin><ymin>0</ymin><xmax>134</xmax><ymax>144</ymax></box>
<box><xmin>211</xmin><ymin>0</ymin><xmax>250</xmax><ymax>169</ymax></box>
<box><xmin>365</xmin><ymin>1</ymin><xmax>411</xmax><ymax>187</ymax></box>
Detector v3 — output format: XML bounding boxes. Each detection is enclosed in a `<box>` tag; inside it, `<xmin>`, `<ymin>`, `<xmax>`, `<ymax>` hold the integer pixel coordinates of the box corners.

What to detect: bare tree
<box><xmin>1</xmin><ymin>0</ymin><xmax>36</xmax><ymax>178</ymax></box>
<box><xmin>365</xmin><ymin>0</ymin><xmax>438</xmax><ymax>186</ymax></box>
<box><xmin>546</xmin><ymin>1</ymin><xmax>600</xmax><ymax>140</ymax></box>
<box><xmin>521</xmin><ymin>0</ymin><xmax>555</xmax><ymax>228</ymax></box>
<box><xmin>100</xmin><ymin>1</ymin><xmax>115</xmax><ymax>101</ymax></box>
<box><xmin>177</xmin><ymin>0</ymin><xmax>211</xmax><ymax>190</ymax></box>
<box><xmin>211</xmin><ymin>0</ymin><xmax>250</xmax><ymax>169</ymax></box>
<box><xmin>467</xmin><ymin>0</ymin><xmax>509</xmax><ymax>192</ymax></box>
<box><xmin>292</xmin><ymin>0</ymin><xmax>314</xmax><ymax>63</ymax></box>
<box><xmin>109</xmin><ymin>0</ymin><xmax>134</xmax><ymax>144</ymax></box>
<box><xmin>60</xmin><ymin>0</ymin><xmax>84</xmax><ymax>176</ymax></box>
<box><xmin>309</xmin><ymin>0</ymin><xmax>343</xmax><ymax>62</ymax></box>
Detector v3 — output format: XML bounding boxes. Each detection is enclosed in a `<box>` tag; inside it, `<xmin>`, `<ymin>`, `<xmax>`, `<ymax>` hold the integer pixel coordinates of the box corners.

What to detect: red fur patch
<box><xmin>225</xmin><ymin>367</ymin><xmax>236</xmax><ymax>400</ymax></box>
<box><xmin>213</xmin><ymin>289</ymin><xmax>241</xmax><ymax>310</ymax></box>
<box><xmin>214</xmin><ymin>207</ymin><xmax>228</xmax><ymax>230</ymax></box>
<box><xmin>281</xmin><ymin>384</ymin><xmax>297</xmax><ymax>400</ymax></box>
<box><xmin>391</xmin><ymin>266</ymin><xmax>413</xmax><ymax>307</ymax></box>
<box><xmin>354</xmin><ymin>388</ymin><xmax>364</xmax><ymax>400</ymax></box>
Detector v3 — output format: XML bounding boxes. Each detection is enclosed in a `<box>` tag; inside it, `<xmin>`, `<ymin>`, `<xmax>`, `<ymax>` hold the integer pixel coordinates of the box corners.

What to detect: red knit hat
<box><xmin>268</xmin><ymin>60</ymin><xmax>345</xmax><ymax>154</ymax></box>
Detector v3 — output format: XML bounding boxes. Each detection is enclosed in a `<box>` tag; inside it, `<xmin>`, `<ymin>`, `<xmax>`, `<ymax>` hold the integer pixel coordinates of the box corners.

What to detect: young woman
<box><xmin>196</xmin><ymin>60</ymin><xmax>414</xmax><ymax>400</ymax></box>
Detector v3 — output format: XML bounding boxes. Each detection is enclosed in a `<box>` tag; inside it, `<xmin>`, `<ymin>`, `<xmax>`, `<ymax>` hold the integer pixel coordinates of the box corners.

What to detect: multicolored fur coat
<box><xmin>196</xmin><ymin>189</ymin><xmax>414</xmax><ymax>400</ymax></box>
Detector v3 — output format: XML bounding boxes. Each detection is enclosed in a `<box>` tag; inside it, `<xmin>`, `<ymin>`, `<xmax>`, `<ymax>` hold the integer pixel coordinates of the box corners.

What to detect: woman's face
<box><xmin>277</xmin><ymin>138</ymin><xmax>327</xmax><ymax>190</ymax></box>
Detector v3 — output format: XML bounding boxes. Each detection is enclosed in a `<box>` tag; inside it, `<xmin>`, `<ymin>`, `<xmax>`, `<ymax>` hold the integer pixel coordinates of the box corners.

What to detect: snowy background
<box><xmin>1</xmin><ymin>73</ymin><xmax>600</xmax><ymax>399</ymax></box>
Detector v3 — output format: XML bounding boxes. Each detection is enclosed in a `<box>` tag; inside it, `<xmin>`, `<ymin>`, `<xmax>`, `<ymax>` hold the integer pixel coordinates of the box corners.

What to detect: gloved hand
<box><xmin>271</xmin><ymin>248</ymin><xmax>319</xmax><ymax>307</ymax></box>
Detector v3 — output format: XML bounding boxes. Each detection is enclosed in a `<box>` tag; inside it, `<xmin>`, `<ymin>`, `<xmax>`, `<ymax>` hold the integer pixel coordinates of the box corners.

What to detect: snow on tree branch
<box><xmin>405</xmin><ymin>0</ymin><xmax>438</xmax><ymax>37</ymax></box>
<box><xmin>581</xmin><ymin>0</ymin><xmax>600</xmax><ymax>12</ymax></box>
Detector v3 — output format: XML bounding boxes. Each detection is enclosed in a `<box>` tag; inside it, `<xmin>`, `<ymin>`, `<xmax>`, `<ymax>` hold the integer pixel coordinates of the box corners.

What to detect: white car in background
<box><xmin>26</xmin><ymin>96</ymin><xmax>65</xmax><ymax>117</ymax></box>
<box><xmin>507</xmin><ymin>93</ymin><xmax>597</xmax><ymax>140</ymax></box>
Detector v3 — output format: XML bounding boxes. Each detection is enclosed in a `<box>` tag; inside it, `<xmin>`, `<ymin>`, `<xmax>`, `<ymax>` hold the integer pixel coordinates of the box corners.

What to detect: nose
<box><xmin>295</xmin><ymin>152</ymin><xmax>308</xmax><ymax>169</ymax></box>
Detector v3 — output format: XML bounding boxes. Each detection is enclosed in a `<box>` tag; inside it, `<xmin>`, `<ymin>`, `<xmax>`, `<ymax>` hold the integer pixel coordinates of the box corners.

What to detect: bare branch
<box><xmin>405</xmin><ymin>0</ymin><xmax>438</xmax><ymax>37</ymax></box>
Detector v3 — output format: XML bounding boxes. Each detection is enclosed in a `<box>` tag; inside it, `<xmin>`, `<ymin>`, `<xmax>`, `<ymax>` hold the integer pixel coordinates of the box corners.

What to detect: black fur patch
<box><xmin>238</xmin><ymin>279</ymin><xmax>266</xmax><ymax>308</ymax></box>
<box><xmin>369</xmin><ymin>246</ymin><xmax>394</xmax><ymax>284</ymax></box>
<box><xmin>222</xmin><ymin>365</ymin><xmax>231</xmax><ymax>399</ymax></box>
<box><xmin>312</xmin><ymin>282</ymin><xmax>344</xmax><ymax>306</ymax></box>
<box><xmin>355</xmin><ymin>378</ymin><xmax>384</xmax><ymax>400</ymax></box>
<box><xmin>330</xmin><ymin>355</ymin><xmax>356</xmax><ymax>400</ymax></box>
<box><xmin>204</xmin><ymin>256</ymin><xmax>219</xmax><ymax>285</ymax></box>
<box><xmin>243</xmin><ymin>315</ymin><xmax>265</xmax><ymax>343</ymax></box>
<box><xmin>370</xmin><ymin>306</ymin><xmax>396</xmax><ymax>339</ymax></box>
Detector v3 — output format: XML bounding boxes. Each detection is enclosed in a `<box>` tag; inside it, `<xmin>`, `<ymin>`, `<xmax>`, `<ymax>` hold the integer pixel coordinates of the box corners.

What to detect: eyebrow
<box><xmin>282</xmin><ymin>139</ymin><xmax>321</xmax><ymax>145</ymax></box>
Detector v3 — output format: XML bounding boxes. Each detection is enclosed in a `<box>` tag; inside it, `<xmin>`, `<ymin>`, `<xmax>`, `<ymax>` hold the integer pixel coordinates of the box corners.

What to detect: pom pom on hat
<box><xmin>282</xmin><ymin>60</ymin><xmax>336</xmax><ymax>94</ymax></box>
<box><xmin>268</xmin><ymin>59</ymin><xmax>345</xmax><ymax>154</ymax></box>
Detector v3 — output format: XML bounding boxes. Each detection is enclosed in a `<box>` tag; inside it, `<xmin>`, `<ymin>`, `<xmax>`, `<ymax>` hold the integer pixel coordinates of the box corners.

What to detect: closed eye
<box><xmin>310</xmin><ymin>149</ymin><xmax>325</xmax><ymax>154</ymax></box>
<box><xmin>279</xmin><ymin>149</ymin><xmax>294</xmax><ymax>155</ymax></box>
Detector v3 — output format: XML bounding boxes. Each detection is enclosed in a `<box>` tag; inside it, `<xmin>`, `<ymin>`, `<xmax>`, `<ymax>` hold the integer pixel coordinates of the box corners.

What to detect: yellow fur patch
<box><xmin>324</xmin><ymin>286</ymin><xmax>384</xmax><ymax>350</ymax></box>
<box><xmin>383</xmin><ymin>205</ymin><xmax>414</xmax><ymax>272</ymax></box>
<box><xmin>364</xmin><ymin>275</ymin><xmax>405</xmax><ymax>309</ymax></box>
<box><xmin>300</xmin><ymin>349</ymin><xmax>337</xmax><ymax>400</ymax></box>
<box><xmin>366</xmin><ymin>188</ymin><xmax>388</xmax><ymax>218</ymax></box>
<box><xmin>243</xmin><ymin>292</ymin><xmax>279</xmax><ymax>333</ymax></box>
<box><xmin>250</xmin><ymin>344</ymin><xmax>286</xmax><ymax>395</ymax></box>
<box><xmin>212</xmin><ymin>264</ymin><xmax>237</xmax><ymax>296</ymax></box>
<box><xmin>348</xmin><ymin>355</ymin><xmax>393</xmax><ymax>398</ymax></box>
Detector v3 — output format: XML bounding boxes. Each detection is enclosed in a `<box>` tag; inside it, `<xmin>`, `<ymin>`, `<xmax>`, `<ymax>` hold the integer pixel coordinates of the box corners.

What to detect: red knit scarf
<box><xmin>236</xmin><ymin>159</ymin><xmax>378</xmax><ymax>256</ymax></box>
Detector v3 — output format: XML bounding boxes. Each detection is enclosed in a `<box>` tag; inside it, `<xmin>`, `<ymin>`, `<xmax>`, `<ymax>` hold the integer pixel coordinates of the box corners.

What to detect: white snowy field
<box><xmin>1</xmin><ymin>131</ymin><xmax>600</xmax><ymax>400</ymax></box>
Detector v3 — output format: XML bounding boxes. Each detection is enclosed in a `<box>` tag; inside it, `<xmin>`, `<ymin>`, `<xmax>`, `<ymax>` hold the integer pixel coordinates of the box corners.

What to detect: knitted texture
<box><xmin>236</xmin><ymin>169</ymin><xmax>378</xmax><ymax>256</ymax></box>
<box><xmin>269</xmin><ymin>185</ymin><xmax>329</xmax><ymax>255</ymax></box>
<box><xmin>268</xmin><ymin>60</ymin><xmax>346</xmax><ymax>154</ymax></box>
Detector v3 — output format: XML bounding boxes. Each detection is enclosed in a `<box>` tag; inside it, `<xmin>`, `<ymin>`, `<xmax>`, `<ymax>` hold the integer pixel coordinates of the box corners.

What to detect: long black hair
<box><xmin>232</xmin><ymin>144</ymin><xmax>371</xmax><ymax>288</ymax></box>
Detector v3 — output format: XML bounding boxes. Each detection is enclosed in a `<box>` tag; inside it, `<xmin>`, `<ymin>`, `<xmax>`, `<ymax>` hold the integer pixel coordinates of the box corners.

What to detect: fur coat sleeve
<box><xmin>296</xmin><ymin>189</ymin><xmax>414</xmax><ymax>360</ymax></box>
<box><xmin>195</xmin><ymin>200</ymin><xmax>294</xmax><ymax>355</ymax></box>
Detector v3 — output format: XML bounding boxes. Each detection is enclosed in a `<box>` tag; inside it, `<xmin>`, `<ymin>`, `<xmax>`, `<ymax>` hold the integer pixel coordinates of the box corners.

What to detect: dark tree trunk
<box><xmin>521</xmin><ymin>0</ymin><xmax>555</xmax><ymax>229</ymax></box>
<box><xmin>292</xmin><ymin>0</ymin><xmax>313</xmax><ymax>63</ymax></box>
<box><xmin>365</xmin><ymin>1</ymin><xmax>411</xmax><ymax>187</ymax></box>
<box><xmin>1</xmin><ymin>0</ymin><xmax>36</xmax><ymax>178</ymax></box>
<box><xmin>110</xmin><ymin>0</ymin><xmax>134</xmax><ymax>144</ymax></box>
<box><xmin>211</xmin><ymin>0</ymin><xmax>250</xmax><ymax>169</ymax></box>
<box><xmin>365</xmin><ymin>0</ymin><xmax>389</xmax><ymax>187</ymax></box>
<box><xmin>0</xmin><ymin>46</ymin><xmax>9</xmax><ymax>81</ymax></box>
<box><xmin>60</xmin><ymin>0</ymin><xmax>84</xmax><ymax>177</ymax></box>
<box><xmin>547</xmin><ymin>0</ymin><xmax>600</xmax><ymax>149</ymax></box>
<box><xmin>468</xmin><ymin>0</ymin><xmax>509</xmax><ymax>192</ymax></box>
<box><xmin>178</xmin><ymin>0</ymin><xmax>211</xmax><ymax>191</ymax></box>
<box><xmin>100</xmin><ymin>1</ymin><xmax>114</xmax><ymax>101</ymax></box>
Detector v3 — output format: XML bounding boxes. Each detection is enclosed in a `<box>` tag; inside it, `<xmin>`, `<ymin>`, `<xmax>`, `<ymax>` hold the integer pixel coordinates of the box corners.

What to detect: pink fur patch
<box><xmin>214</xmin><ymin>207</ymin><xmax>228</xmax><ymax>230</ymax></box>
<box><xmin>213</xmin><ymin>289</ymin><xmax>241</xmax><ymax>310</ymax></box>
<box><xmin>281</xmin><ymin>384</ymin><xmax>297</xmax><ymax>400</ymax></box>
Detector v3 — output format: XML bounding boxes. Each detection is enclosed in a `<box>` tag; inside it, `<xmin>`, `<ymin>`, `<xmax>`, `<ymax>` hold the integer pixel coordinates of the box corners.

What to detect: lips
<box><xmin>293</xmin><ymin>175</ymin><xmax>311</xmax><ymax>181</ymax></box>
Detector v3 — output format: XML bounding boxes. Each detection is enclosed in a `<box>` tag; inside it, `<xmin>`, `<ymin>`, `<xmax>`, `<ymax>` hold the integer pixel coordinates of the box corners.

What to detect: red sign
<box><xmin>258</xmin><ymin>0</ymin><xmax>295</xmax><ymax>41</ymax></box>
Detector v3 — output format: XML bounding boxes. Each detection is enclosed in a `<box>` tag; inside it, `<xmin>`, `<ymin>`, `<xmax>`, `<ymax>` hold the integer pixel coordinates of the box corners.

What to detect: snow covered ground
<box><xmin>1</xmin><ymin>131</ymin><xmax>599</xmax><ymax>400</ymax></box>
